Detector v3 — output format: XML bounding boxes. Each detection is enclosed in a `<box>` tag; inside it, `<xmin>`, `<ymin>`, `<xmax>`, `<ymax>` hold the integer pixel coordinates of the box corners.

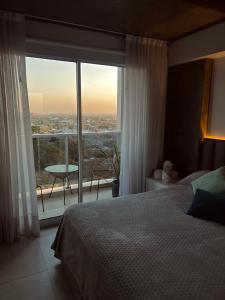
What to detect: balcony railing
<box><xmin>32</xmin><ymin>131</ymin><xmax>120</xmax><ymax>193</ymax></box>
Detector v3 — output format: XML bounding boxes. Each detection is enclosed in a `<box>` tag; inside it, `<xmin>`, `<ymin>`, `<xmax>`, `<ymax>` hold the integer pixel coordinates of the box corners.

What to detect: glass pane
<box><xmin>81</xmin><ymin>63</ymin><xmax>121</xmax><ymax>203</ymax></box>
<box><xmin>26</xmin><ymin>57</ymin><xmax>78</xmax><ymax>219</ymax></box>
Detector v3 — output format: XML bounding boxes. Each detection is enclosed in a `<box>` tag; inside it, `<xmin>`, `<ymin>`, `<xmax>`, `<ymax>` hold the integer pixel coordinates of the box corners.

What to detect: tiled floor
<box><xmin>38</xmin><ymin>186</ymin><xmax>112</xmax><ymax>219</ymax></box>
<box><xmin>0</xmin><ymin>227</ymin><xmax>74</xmax><ymax>300</ymax></box>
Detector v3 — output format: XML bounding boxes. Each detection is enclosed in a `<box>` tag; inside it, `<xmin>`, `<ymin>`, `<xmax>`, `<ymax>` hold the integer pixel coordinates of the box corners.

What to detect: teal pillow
<box><xmin>187</xmin><ymin>189</ymin><xmax>225</xmax><ymax>225</ymax></box>
<box><xmin>191</xmin><ymin>167</ymin><xmax>225</xmax><ymax>195</ymax></box>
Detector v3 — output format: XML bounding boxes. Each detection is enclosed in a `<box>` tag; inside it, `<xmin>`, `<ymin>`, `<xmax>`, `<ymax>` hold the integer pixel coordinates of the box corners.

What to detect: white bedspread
<box><xmin>52</xmin><ymin>184</ymin><xmax>225</xmax><ymax>300</ymax></box>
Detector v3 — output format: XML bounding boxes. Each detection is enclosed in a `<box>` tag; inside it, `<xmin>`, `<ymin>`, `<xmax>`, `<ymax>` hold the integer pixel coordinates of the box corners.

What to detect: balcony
<box><xmin>33</xmin><ymin>131</ymin><xmax>120</xmax><ymax>219</ymax></box>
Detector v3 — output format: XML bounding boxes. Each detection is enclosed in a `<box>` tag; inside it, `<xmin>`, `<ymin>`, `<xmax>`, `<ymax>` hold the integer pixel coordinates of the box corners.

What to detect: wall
<box><xmin>164</xmin><ymin>59</ymin><xmax>212</xmax><ymax>177</ymax></box>
<box><xmin>169</xmin><ymin>20</ymin><xmax>225</xmax><ymax>66</ymax></box>
<box><xmin>207</xmin><ymin>56</ymin><xmax>225</xmax><ymax>138</ymax></box>
<box><xmin>169</xmin><ymin>21</ymin><xmax>225</xmax><ymax>140</ymax></box>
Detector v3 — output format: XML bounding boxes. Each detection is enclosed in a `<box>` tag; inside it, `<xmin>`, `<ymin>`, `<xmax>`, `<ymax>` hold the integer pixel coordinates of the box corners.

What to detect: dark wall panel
<box><xmin>201</xmin><ymin>138</ymin><xmax>225</xmax><ymax>170</ymax></box>
<box><xmin>164</xmin><ymin>59</ymin><xmax>213</xmax><ymax>178</ymax></box>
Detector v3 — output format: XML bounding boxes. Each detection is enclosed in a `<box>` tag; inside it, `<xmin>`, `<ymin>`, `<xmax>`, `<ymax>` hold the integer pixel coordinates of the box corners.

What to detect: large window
<box><xmin>26</xmin><ymin>57</ymin><xmax>122</xmax><ymax>219</ymax></box>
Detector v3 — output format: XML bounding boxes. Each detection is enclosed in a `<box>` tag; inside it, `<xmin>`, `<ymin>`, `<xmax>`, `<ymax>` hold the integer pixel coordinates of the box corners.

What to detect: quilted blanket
<box><xmin>52</xmin><ymin>184</ymin><xmax>225</xmax><ymax>300</ymax></box>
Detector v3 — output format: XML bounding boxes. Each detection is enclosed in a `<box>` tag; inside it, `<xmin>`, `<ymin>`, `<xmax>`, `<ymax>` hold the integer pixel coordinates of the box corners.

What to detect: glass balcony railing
<box><xmin>32</xmin><ymin>131</ymin><xmax>120</xmax><ymax>194</ymax></box>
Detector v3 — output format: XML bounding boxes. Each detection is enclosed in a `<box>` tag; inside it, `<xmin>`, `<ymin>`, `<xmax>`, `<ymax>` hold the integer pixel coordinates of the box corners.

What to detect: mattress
<box><xmin>52</xmin><ymin>184</ymin><xmax>225</xmax><ymax>300</ymax></box>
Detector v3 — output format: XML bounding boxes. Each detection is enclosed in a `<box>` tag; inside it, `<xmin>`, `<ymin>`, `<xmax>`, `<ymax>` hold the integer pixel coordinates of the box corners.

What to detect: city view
<box><xmin>32</xmin><ymin>113</ymin><xmax>119</xmax><ymax>190</ymax></box>
<box><xmin>26</xmin><ymin>57</ymin><xmax>120</xmax><ymax>216</ymax></box>
<box><xmin>31</xmin><ymin>113</ymin><xmax>118</xmax><ymax>134</ymax></box>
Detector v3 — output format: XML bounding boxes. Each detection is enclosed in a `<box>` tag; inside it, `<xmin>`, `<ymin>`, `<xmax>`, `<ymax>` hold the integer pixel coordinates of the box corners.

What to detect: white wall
<box><xmin>169</xmin><ymin>20</ymin><xmax>225</xmax><ymax>66</ymax></box>
<box><xmin>207</xmin><ymin>56</ymin><xmax>225</xmax><ymax>137</ymax></box>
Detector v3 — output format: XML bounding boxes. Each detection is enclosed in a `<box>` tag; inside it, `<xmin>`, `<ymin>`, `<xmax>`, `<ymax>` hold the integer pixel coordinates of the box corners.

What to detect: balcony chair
<box><xmin>89</xmin><ymin>157</ymin><xmax>113</xmax><ymax>200</ymax></box>
<box><xmin>83</xmin><ymin>143</ymin><xmax>114</xmax><ymax>200</ymax></box>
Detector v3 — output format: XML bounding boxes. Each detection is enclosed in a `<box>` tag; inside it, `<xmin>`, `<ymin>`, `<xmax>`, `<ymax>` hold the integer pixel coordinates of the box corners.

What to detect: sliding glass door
<box><xmin>26</xmin><ymin>57</ymin><xmax>122</xmax><ymax>219</ymax></box>
<box><xmin>81</xmin><ymin>63</ymin><xmax>120</xmax><ymax>202</ymax></box>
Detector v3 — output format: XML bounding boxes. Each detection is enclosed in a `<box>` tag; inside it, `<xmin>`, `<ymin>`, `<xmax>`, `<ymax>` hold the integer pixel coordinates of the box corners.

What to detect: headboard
<box><xmin>201</xmin><ymin>138</ymin><xmax>225</xmax><ymax>170</ymax></box>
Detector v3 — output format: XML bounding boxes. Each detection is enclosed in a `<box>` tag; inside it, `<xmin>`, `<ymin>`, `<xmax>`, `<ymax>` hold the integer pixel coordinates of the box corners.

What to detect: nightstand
<box><xmin>146</xmin><ymin>177</ymin><xmax>178</xmax><ymax>191</ymax></box>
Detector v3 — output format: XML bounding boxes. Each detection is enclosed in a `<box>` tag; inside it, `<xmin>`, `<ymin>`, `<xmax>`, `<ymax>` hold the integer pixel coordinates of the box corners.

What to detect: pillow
<box><xmin>191</xmin><ymin>166</ymin><xmax>225</xmax><ymax>195</ymax></box>
<box><xmin>179</xmin><ymin>170</ymin><xmax>209</xmax><ymax>185</ymax></box>
<box><xmin>187</xmin><ymin>189</ymin><xmax>225</xmax><ymax>225</ymax></box>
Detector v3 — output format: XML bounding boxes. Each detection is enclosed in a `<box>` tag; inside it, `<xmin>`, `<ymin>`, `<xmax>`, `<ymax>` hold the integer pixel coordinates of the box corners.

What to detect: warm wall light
<box><xmin>205</xmin><ymin>135</ymin><xmax>225</xmax><ymax>141</ymax></box>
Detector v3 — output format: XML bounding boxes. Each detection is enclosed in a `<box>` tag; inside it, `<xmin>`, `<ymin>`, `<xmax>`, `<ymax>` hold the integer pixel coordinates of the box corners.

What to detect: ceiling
<box><xmin>1</xmin><ymin>0</ymin><xmax>225</xmax><ymax>41</ymax></box>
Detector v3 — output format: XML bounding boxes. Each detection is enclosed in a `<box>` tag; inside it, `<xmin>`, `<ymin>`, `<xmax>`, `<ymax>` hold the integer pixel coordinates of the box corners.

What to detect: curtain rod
<box><xmin>25</xmin><ymin>14</ymin><xmax>126</xmax><ymax>38</ymax></box>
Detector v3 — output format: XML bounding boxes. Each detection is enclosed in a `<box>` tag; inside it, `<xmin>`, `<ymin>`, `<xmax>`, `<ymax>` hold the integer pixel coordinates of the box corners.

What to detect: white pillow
<box><xmin>179</xmin><ymin>170</ymin><xmax>209</xmax><ymax>185</ymax></box>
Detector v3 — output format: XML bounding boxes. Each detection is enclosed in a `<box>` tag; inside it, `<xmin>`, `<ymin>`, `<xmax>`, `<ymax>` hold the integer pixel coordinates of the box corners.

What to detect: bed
<box><xmin>52</xmin><ymin>182</ymin><xmax>225</xmax><ymax>300</ymax></box>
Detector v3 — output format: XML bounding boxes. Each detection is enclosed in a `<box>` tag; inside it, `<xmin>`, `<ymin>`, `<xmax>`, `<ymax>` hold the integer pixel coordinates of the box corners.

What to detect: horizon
<box><xmin>30</xmin><ymin>112</ymin><xmax>117</xmax><ymax>116</ymax></box>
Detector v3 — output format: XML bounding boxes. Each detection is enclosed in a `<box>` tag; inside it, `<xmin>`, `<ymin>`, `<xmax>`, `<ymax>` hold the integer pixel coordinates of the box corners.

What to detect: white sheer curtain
<box><xmin>0</xmin><ymin>11</ymin><xmax>39</xmax><ymax>243</ymax></box>
<box><xmin>120</xmin><ymin>35</ymin><xmax>167</xmax><ymax>195</ymax></box>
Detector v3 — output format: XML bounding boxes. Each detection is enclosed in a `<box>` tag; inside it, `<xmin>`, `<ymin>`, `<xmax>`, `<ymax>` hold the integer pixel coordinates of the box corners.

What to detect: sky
<box><xmin>26</xmin><ymin>57</ymin><xmax>118</xmax><ymax>115</ymax></box>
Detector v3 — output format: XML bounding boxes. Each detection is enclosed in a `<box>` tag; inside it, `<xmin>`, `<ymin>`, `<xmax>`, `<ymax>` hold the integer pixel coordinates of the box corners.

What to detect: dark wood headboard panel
<box><xmin>164</xmin><ymin>59</ymin><xmax>213</xmax><ymax>178</ymax></box>
<box><xmin>201</xmin><ymin>138</ymin><xmax>225</xmax><ymax>170</ymax></box>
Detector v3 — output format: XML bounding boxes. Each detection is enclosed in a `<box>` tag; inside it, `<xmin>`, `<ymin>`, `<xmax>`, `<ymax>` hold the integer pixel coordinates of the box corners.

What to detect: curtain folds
<box><xmin>0</xmin><ymin>11</ymin><xmax>39</xmax><ymax>243</ymax></box>
<box><xmin>120</xmin><ymin>35</ymin><xmax>167</xmax><ymax>195</ymax></box>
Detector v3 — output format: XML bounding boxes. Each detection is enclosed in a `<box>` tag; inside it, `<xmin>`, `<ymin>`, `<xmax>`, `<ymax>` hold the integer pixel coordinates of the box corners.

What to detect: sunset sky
<box><xmin>26</xmin><ymin>57</ymin><xmax>118</xmax><ymax>115</ymax></box>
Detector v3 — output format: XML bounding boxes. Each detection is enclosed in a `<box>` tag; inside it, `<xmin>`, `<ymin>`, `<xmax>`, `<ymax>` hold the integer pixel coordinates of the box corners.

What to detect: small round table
<box><xmin>45</xmin><ymin>164</ymin><xmax>78</xmax><ymax>205</ymax></box>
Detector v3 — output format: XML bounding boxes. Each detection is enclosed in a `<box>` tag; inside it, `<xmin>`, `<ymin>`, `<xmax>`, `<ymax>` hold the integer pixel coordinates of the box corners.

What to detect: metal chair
<box><xmin>90</xmin><ymin>157</ymin><xmax>113</xmax><ymax>200</ymax></box>
<box><xmin>83</xmin><ymin>143</ymin><xmax>114</xmax><ymax>200</ymax></box>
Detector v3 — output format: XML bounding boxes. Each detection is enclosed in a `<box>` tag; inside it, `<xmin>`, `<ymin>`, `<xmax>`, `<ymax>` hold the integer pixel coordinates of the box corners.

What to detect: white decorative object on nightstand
<box><xmin>146</xmin><ymin>177</ymin><xmax>177</xmax><ymax>191</ymax></box>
